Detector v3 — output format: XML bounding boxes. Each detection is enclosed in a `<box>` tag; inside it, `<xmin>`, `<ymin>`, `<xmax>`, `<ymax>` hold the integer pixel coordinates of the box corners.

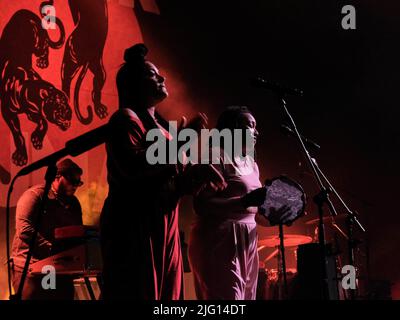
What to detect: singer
<box><xmin>100</xmin><ymin>43</ymin><xmax>225</xmax><ymax>300</ymax></box>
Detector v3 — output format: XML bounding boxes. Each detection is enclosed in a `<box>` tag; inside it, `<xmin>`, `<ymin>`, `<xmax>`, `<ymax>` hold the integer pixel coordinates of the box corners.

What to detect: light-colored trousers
<box><xmin>188</xmin><ymin>215</ymin><xmax>259</xmax><ymax>300</ymax></box>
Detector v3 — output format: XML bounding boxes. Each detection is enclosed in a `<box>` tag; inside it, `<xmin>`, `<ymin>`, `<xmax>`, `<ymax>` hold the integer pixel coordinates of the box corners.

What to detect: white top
<box><xmin>193</xmin><ymin>147</ymin><xmax>262</xmax><ymax>222</ymax></box>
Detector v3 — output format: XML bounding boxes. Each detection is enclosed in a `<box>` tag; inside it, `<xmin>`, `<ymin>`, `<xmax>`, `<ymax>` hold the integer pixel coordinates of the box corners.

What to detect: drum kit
<box><xmin>256</xmin><ymin>175</ymin><xmax>351</xmax><ymax>300</ymax></box>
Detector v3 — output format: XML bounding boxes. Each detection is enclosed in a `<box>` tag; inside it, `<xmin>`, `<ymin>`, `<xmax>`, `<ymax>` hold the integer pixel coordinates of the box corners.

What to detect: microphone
<box><xmin>251</xmin><ymin>76</ymin><xmax>304</xmax><ymax>96</ymax></box>
<box><xmin>65</xmin><ymin>124</ymin><xmax>110</xmax><ymax>156</ymax></box>
<box><xmin>280</xmin><ymin>124</ymin><xmax>320</xmax><ymax>151</ymax></box>
<box><xmin>17</xmin><ymin>124</ymin><xmax>110</xmax><ymax>177</ymax></box>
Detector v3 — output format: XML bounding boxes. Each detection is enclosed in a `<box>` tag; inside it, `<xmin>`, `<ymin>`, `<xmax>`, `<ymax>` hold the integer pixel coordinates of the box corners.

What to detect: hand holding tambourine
<box><xmin>258</xmin><ymin>175</ymin><xmax>306</xmax><ymax>226</ymax></box>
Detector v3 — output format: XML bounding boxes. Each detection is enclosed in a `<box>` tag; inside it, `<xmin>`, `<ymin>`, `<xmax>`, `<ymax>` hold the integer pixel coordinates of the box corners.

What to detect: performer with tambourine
<box><xmin>188</xmin><ymin>106</ymin><xmax>294</xmax><ymax>300</ymax></box>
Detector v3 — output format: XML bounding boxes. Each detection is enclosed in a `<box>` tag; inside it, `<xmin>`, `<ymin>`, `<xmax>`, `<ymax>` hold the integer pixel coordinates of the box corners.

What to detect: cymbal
<box><xmin>304</xmin><ymin>214</ymin><xmax>346</xmax><ymax>225</ymax></box>
<box><xmin>258</xmin><ymin>234</ymin><xmax>312</xmax><ymax>248</ymax></box>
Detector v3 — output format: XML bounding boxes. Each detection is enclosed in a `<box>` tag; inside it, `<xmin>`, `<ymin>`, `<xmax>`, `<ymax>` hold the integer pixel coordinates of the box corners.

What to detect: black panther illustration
<box><xmin>0</xmin><ymin>2</ymin><xmax>71</xmax><ymax>166</ymax></box>
<box><xmin>61</xmin><ymin>0</ymin><xmax>109</xmax><ymax>125</ymax></box>
<box><xmin>0</xmin><ymin>164</ymin><xmax>11</xmax><ymax>184</ymax></box>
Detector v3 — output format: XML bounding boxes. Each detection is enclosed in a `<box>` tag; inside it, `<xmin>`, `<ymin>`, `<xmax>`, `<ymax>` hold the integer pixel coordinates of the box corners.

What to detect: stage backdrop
<box><xmin>0</xmin><ymin>0</ymin><xmax>198</xmax><ymax>299</ymax></box>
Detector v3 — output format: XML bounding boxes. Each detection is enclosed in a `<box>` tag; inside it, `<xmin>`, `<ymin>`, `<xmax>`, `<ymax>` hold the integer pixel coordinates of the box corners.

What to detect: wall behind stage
<box><xmin>0</xmin><ymin>0</ymin><xmax>148</xmax><ymax>209</ymax></box>
<box><xmin>0</xmin><ymin>0</ymin><xmax>189</xmax><ymax>299</ymax></box>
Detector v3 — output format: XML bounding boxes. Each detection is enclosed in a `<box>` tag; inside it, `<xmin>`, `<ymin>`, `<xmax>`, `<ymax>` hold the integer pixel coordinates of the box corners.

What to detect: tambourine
<box><xmin>259</xmin><ymin>175</ymin><xmax>306</xmax><ymax>226</ymax></box>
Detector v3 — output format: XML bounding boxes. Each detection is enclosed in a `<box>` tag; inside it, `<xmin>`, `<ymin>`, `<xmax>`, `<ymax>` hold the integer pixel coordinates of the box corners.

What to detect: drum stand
<box><xmin>277</xmin><ymin>223</ymin><xmax>289</xmax><ymax>300</ymax></box>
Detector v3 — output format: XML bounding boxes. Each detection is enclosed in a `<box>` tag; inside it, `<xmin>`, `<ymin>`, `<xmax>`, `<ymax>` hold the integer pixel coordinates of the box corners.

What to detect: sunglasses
<box><xmin>62</xmin><ymin>175</ymin><xmax>84</xmax><ymax>187</ymax></box>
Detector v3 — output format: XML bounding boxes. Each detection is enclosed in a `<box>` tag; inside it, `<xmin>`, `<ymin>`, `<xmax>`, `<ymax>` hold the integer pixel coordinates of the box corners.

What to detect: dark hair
<box><xmin>216</xmin><ymin>105</ymin><xmax>252</xmax><ymax>131</ymax></box>
<box><xmin>123</xmin><ymin>43</ymin><xmax>148</xmax><ymax>64</ymax></box>
<box><xmin>56</xmin><ymin>158</ymin><xmax>82</xmax><ymax>177</ymax></box>
<box><xmin>116</xmin><ymin>43</ymin><xmax>168</xmax><ymax>132</ymax></box>
<box><xmin>116</xmin><ymin>43</ymin><xmax>148</xmax><ymax>108</ymax></box>
<box><xmin>215</xmin><ymin>106</ymin><xmax>257</xmax><ymax>159</ymax></box>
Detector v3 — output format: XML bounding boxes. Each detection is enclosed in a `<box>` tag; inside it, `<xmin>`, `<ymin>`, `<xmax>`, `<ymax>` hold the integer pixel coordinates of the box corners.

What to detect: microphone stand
<box><xmin>276</xmin><ymin>95</ymin><xmax>338</xmax><ymax>300</ymax></box>
<box><xmin>310</xmin><ymin>158</ymin><xmax>366</xmax><ymax>300</ymax></box>
<box><xmin>278</xmin><ymin>223</ymin><xmax>289</xmax><ymax>300</ymax></box>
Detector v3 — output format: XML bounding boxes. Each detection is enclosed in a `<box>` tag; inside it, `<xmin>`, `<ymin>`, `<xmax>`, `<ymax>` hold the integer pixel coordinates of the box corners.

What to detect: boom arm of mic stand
<box><xmin>16</xmin><ymin>124</ymin><xmax>109</xmax><ymax>177</ymax></box>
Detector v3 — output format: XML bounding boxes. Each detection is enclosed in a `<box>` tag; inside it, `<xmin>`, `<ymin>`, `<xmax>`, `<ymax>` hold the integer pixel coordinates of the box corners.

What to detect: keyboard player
<box><xmin>10</xmin><ymin>158</ymin><xmax>84</xmax><ymax>300</ymax></box>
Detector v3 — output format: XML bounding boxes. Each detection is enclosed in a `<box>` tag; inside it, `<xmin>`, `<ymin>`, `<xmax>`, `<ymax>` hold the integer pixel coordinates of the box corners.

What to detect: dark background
<box><xmin>136</xmin><ymin>0</ymin><xmax>400</xmax><ymax>298</ymax></box>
